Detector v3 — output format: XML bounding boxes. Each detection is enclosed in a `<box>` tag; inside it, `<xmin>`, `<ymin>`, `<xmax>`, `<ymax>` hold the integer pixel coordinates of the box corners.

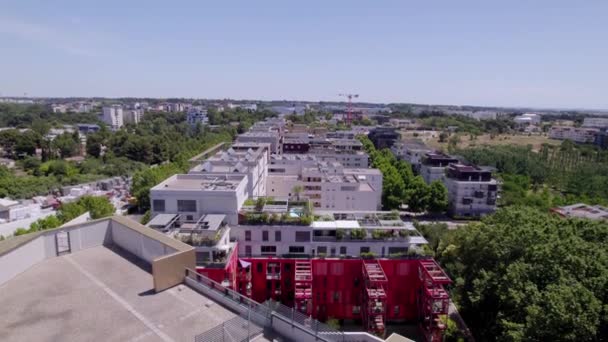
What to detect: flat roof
<box><xmin>147</xmin><ymin>213</ymin><xmax>178</xmax><ymax>227</ymax></box>
<box><xmin>153</xmin><ymin>174</ymin><xmax>246</xmax><ymax>191</ymax></box>
<box><xmin>311</xmin><ymin>220</ymin><xmax>361</xmax><ymax>229</ymax></box>
<box><xmin>0</xmin><ymin>245</ymin><xmax>237</xmax><ymax>342</ymax></box>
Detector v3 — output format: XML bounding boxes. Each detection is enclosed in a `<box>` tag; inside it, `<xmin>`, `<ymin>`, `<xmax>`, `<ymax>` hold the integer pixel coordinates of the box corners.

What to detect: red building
<box><xmin>198</xmin><ymin>247</ymin><xmax>451</xmax><ymax>341</ymax></box>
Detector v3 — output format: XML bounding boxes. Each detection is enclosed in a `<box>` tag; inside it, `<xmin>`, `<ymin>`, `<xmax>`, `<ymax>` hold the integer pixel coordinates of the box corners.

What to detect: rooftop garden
<box><xmin>240</xmin><ymin>196</ymin><xmax>314</xmax><ymax>226</ymax></box>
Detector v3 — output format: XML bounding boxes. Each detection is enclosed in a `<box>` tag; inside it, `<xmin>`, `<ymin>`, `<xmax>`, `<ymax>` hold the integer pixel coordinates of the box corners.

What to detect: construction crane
<box><xmin>338</xmin><ymin>93</ymin><xmax>359</xmax><ymax>123</ymax></box>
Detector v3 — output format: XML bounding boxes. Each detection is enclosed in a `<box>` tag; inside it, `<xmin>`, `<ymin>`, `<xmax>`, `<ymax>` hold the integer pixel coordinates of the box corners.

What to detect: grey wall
<box><xmin>111</xmin><ymin>220</ymin><xmax>177</xmax><ymax>264</ymax></box>
<box><xmin>0</xmin><ymin>236</ymin><xmax>46</xmax><ymax>286</ymax></box>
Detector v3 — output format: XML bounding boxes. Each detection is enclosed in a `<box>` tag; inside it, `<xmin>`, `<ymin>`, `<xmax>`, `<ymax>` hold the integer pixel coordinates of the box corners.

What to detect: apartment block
<box><xmin>189</xmin><ymin>142</ymin><xmax>269</xmax><ymax>197</ymax></box>
<box><xmin>391</xmin><ymin>141</ymin><xmax>432</xmax><ymax>172</ymax></box>
<box><xmin>237</xmin><ymin>131</ymin><xmax>282</xmax><ymax>154</ymax></box>
<box><xmin>549</xmin><ymin>126</ymin><xmax>599</xmax><ymax>143</ymax></box>
<box><xmin>267</xmin><ymin>160</ymin><xmax>382</xmax><ymax>211</ymax></box>
<box><xmin>187</xmin><ymin>109</ymin><xmax>209</xmax><ymax>126</ymax></box>
<box><xmin>420</xmin><ymin>152</ymin><xmax>459</xmax><ymax>184</ymax></box>
<box><xmin>150</xmin><ymin>174</ymin><xmax>248</xmax><ymax>225</ymax></box>
<box><xmin>102</xmin><ymin>105</ymin><xmax>124</xmax><ymax>131</ymax></box>
<box><xmin>444</xmin><ymin>164</ymin><xmax>498</xmax><ymax>218</ymax></box>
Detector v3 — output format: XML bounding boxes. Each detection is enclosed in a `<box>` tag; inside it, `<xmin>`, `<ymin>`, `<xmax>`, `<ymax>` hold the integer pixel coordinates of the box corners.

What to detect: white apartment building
<box><xmin>187</xmin><ymin>109</ymin><xmax>209</xmax><ymax>126</ymax></box>
<box><xmin>444</xmin><ymin>164</ymin><xmax>498</xmax><ymax>218</ymax></box>
<box><xmin>513</xmin><ymin>113</ymin><xmax>541</xmax><ymax>126</ymax></box>
<box><xmin>237</xmin><ymin>131</ymin><xmax>282</xmax><ymax>154</ymax></box>
<box><xmin>420</xmin><ymin>152</ymin><xmax>459</xmax><ymax>184</ymax></box>
<box><xmin>391</xmin><ymin>142</ymin><xmax>432</xmax><ymax>172</ymax></box>
<box><xmin>102</xmin><ymin>105</ymin><xmax>124</xmax><ymax>131</ymax></box>
<box><xmin>266</xmin><ymin>160</ymin><xmax>382</xmax><ymax>211</ymax></box>
<box><xmin>582</xmin><ymin>117</ymin><xmax>608</xmax><ymax>129</ymax></box>
<box><xmin>270</xmin><ymin>152</ymin><xmax>369</xmax><ymax>173</ymax></box>
<box><xmin>189</xmin><ymin>142</ymin><xmax>269</xmax><ymax>197</ymax></box>
<box><xmin>123</xmin><ymin>109</ymin><xmax>143</xmax><ymax>125</ymax></box>
<box><xmin>231</xmin><ymin>213</ymin><xmax>427</xmax><ymax>258</ymax></box>
<box><xmin>150</xmin><ymin>174</ymin><xmax>248</xmax><ymax>225</ymax></box>
<box><xmin>549</xmin><ymin>126</ymin><xmax>599</xmax><ymax>143</ymax></box>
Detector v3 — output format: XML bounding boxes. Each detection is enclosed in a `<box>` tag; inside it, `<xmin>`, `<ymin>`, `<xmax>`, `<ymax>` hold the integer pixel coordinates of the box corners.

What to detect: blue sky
<box><xmin>1</xmin><ymin>1</ymin><xmax>607</xmax><ymax>109</ymax></box>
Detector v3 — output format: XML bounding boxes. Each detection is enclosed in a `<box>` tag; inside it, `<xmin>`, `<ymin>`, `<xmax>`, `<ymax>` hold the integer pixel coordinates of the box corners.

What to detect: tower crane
<box><xmin>338</xmin><ymin>93</ymin><xmax>359</xmax><ymax>123</ymax></box>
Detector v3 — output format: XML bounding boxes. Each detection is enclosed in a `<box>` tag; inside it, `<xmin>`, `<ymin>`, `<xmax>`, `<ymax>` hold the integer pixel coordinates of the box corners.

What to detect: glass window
<box><xmin>152</xmin><ymin>199</ymin><xmax>165</xmax><ymax>212</ymax></box>
<box><xmin>245</xmin><ymin>245</ymin><xmax>252</xmax><ymax>256</ymax></box>
<box><xmin>262</xmin><ymin>231</ymin><xmax>269</xmax><ymax>241</ymax></box>
<box><xmin>177</xmin><ymin>200</ymin><xmax>196</xmax><ymax>212</ymax></box>
<box><xmin>360</xmin><ymin>246</ymin><xmax>370</xmax><ymax>254</ymax></box>
<box><xmin>289</xmin><ymin>246</ymin><xmax>305</xmax><ymax>253</ymax></box>
<box><xmin>339</xmin><ymin>246</ymin><xmax>347</xmax><ymax>255</ymax></box>
<box><xmin>318</xmin><ymin>246</ymin><xmax>327</xmax><ymax>254</ymax></box>
<box><xmin>261</xmin><ymin>246</ymin><xmax>276</xmax><ymax>255</ymax></box>
<box><xmin>245</xmin><ymin>230</ymin><xmax>251</xmax><ymax>241</ymax></box>
<box><xmin>295</xmin><ymin>231</ymin><xmax>310</xmax><ymax>242</ymax></box>
<box><xmin>275</xmin><ymin>231</ymin><xmax>281</xmax><ymax>242</ymax></box>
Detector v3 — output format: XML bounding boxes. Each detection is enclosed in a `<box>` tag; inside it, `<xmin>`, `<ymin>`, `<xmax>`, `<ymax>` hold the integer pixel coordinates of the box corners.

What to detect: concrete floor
<box><xmin>0</xmin><ymin>245</ymin><xmax>238</xmax><ymax>342</ymax></box>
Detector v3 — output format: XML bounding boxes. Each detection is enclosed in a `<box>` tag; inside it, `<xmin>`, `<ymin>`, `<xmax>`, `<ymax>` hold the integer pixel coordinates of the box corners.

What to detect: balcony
<box><xmin>312</xmin><ymin>228</ymin><xmax>420</xmax><ymax>243</ymax></box>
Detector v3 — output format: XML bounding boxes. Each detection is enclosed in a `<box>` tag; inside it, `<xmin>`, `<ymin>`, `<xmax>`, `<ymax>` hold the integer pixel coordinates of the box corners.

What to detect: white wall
<box><xmin>0</xmin><ymin>236</ymin><xmax>46</xmax><ymax>286</ymax></box>
<box><xmin>111</xmin><ymin>220</ymin><xmax>176</xmax><ymax>264</ymax></box>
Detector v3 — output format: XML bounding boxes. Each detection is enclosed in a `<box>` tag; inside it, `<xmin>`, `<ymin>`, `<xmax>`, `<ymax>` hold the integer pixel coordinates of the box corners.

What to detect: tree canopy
<box><xmin>437</xmin><ymin>206</ymin><xmax>608</xmax><ymax>341</ymax></box>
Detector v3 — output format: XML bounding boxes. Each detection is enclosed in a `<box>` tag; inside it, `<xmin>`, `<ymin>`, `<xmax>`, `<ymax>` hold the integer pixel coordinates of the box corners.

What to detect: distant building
<box><xmin>189</xmin><ymin>142</ymin><xmax>269</xmax><ymax>198</ymax></box>
<box><xmin>186</xmin><ymin>109</ymin><xmax>209</xmax><ymax>126</ymax></box>
<box><xmin>595</xmin><ymin>129</ymin><xmax>608</xmax><ymax>149</ymax></box>
<box><xmin>444</xmin><ymin>164</ymin><xmax>498</xmax><ymax>218</ymax></box>
<box><xmin>368</xmin><ymin>127</ymin><xmax>400</xmax><ymax>149</ymax></box>
<box><xmin>420</xmin><ymin>152</ymin><xmax>459</xmax><ymax>184</ymax></box>
<box><xmin>391</xmin><ymin>142</ymin><xmax>432</xmax><ymax>172</ymax></box>
<box><xmin>168</xmin><ymin>103</ymin><xmax>184</xmax><ymax>112</ymax></box>
<box><xmin>551</xmin><ymin>203</ymin><xmax>608</xmax><ymax>221</ymax></box>
<box><xmin>549</xmin><ymin>126</ymin><xmax>598</xmax><ymax>144</ymax></box>
<box><xmin>102</xmin><ymin>105</ymin><xmax>124</xmax><ymax>131</ymax></box>
<box><xmin>51</xmin><ymin>104</ymin><xmax>68</xmax><ymax>114</ymax></box>
<box><xmin>76</xmin><ymin>124</ymin><xmax>100</xmax><ymax>135</ymax></box>
<box><xmin>123</xmin><ymin>109</ymin><xmax>143</xmax><ymax>125</ymax></box>
<box><xmin>514</xmin><ymin>113</ymin><xmax>541</xmax><ymax>127</ymax></box>
<box><xmin>237</xmin><ymin>131</ymin><xmax>282</xmax><ymax>154</ymax></box>
<box><xmin>582</xmin><ymin>117</ymin><xmax>608</xmax><ymax>129</ymax></box>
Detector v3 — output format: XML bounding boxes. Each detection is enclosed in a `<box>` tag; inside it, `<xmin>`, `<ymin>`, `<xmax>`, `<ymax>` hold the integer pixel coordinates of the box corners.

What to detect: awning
<box><xmin>239</xmin><ymin>259</ymin><xmax>251</xmax><ymax>268</ymax></box>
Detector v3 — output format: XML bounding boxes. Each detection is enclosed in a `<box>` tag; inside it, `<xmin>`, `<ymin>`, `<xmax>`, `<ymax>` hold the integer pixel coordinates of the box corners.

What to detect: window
<box><xmin>245</xmin><ymin>245</ymin><xmax>252</xmax><ymax>256</ymax></box>
<box><xmin>330</xmin><ymin>247</ymin><xmax>336</xmax><ymax>256</ymax></box>
<box><xmin>275</xmin><ymin>231</ymin><xmax>281</xmax><ymax>242</ymax></box>
<box><xmin>289</xmin><ymin>246</ymin><xmax>305</xmax><ymax>254</ymax></box>
<box><xmin>333</xmin><ymin>291</ymin><xmax>340</xmax><ymax>303</ymax></box>
<box><xmin>295</xmin><ymin>231</ymin><xmax>310</xmax><ymax>242</ymax></box>
<box><xmin>245</xmin><ymin>230</ymin><xmax>251</xmax><ymax>241</ymax></box>
<box><xmin>257</xmin><ymin>263</ymin><xmax>262</xmax><ymax>273</ymax></box>
<box><xmin>261</xmin><ymin>246</ymin><xmax>276</xmax><ymax>255</ymax></box>
<box><xmin>318</xmin><ymin>246</ymin><xmax>327</xmax><ymax>254</ymax></box>
<box><xmin>352</xmin><ymin>306</ymin><xmax>361</xmax><ymax>314</ymax></box>
<box><xmin>177</xmin><ymin>200</ymin><xmax>196</xmax><ymax>212</ymax></box>
<box><xmin>262</xmin><ymin>231</ymin><xmax>269</xmax><ymax>241</ymax></box>
<box><xmin>394</xmin><ymin>305</ymin><xmax>400</xmax><ymax>315</ymax></box>
<box><xmin>339</xmin><ymin>246</ymin><xmax>347</xmax><ymax>255</ymax></box>
<box><xmin>360</xmin><ymin>246</ymin><xmax>370</xmax><ymax>254</ymax></box>
<box><xmin>152</xmin><ymin>199</ymin><xmax>165</xmax><ymax>212</ymax></box>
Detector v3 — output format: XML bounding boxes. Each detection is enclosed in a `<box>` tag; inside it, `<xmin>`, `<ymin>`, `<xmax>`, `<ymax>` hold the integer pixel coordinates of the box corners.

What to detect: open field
<box><xmin>401</xmin><ymin>131</ymin><xmax>562</xmax><ymax>151</ymax></box>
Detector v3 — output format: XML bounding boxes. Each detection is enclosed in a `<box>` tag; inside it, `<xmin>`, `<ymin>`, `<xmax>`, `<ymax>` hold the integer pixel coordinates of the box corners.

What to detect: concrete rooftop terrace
<box><xmin>0</xmin><ymin>245</ymin><xmax>238</xmax><ymax>342</ymax></box>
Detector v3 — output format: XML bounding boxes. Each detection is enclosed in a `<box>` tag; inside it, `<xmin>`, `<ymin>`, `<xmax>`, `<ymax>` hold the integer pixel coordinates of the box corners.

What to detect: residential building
<box><xmin>551</xmin><ymin>203</ymin><xmax>608</xmax><ymax>221</ymax></box>
<box><xmin>150</xmin><ymin>173</ymin><xmax>248</xmax><ymax>225</ymax></box>
<box><xmin>102</xmin><ymin>105</ymin><xmax>124</xmax><ymax>131</ymax></box>
<box><xmin>168</xmin><ymin>102</ymin><xmax>184</xmax><ymax>112</ymax></box>
<box><xmin>368</xmin><ymin>127</ymin><xmax>400</xmax><ymax>149</ymax></box>
<box><xmin>189</xmin><ymin>142</ymin><xmax>269</xmax><ymax>197</ymax></box>
<box><xmin>237</xmin><ymin>131</ymin><xmax>282</xmax><ymax>154</ymax></box>
<box><xmin>123</xmin><ymin>109</ymin><xmax>143</xmax><ymax>125</ymax></box>
<box><xmin>186</xmin><ymin>108</ymin><xmax>209</xmax><ymax>126</ymax></box>
<box><xmin>595</xmin><ymin>129</ymin><xmax>608</xmax><ymax>149</ymax></box>
<box><xmin>76</xmin><ymin>124</ymin><xmax>100</xmax><ymax>134</ymax></box>
<box><xmin>391</xmin><ymin>141</ymin><xmax>432</xmax><ymax>172</ymax></box>
<box><xmin>582</xmin><ymin>117</ymin><xmax>608</xmax><ymax>129</ymax></box>
<box><xmin>266</xmin><ymin>160</ymin><xmax>382</xmax><ymax>211</ymax></box>
<box><xmin>282</xmin><ymin>138</ymin><xmax>310</xmax><ymax>154</ymax></box>
<box><xmin>420</xmin><ymin>152</ymin><xmax>459</xmax><ymax>184</ymax></box>
<box><xmin>444</xmin><ymin>164</ymin><xmax>498</xmax><ymax>218</ymax></box>
<box><xmin>513</xmin><ymin>113</ymin><xmax>541</xmax><ymax>126</ymax></box>
<box><xmin>549</xmin><ymin>126</ymin><xmax>599</xmax><ymax>143</ymax></box>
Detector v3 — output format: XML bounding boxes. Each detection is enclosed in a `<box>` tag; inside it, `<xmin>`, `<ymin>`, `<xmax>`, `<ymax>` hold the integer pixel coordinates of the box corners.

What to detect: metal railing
<box><xmin>185</xmin><ymin>268</ymin><xmax>384</xmax><ymax>342</ymax></box>
<box><xmin>194</xmin><ymin>315</ymin><xmax>264</xmax><ymax>342</ymax></box>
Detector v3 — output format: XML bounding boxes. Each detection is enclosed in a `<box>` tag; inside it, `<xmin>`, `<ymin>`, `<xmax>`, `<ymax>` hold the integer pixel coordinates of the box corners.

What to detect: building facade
<box><xmin>102</xmin><ymin>105</ymin><xmax>124</xmax><ymax>131</ymax></box>
<box><xmin>549</xmin><ymin>126</ymin><xmax>599</xmax><ymax>143</ymax></box>
<box><xmin>420</xmin><ymin>152</ymin><xmax>459</xmax><ymax>184</ymax></box>
<box><xmin>444</xmin><ymin>164</ymin><xmax>498</xmax><ymax>217</ymax></box>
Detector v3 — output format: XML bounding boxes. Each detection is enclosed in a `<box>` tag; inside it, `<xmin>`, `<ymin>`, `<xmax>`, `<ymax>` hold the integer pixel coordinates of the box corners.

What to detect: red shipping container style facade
<box><xmin>197</xmin><ymin>251</ymin><xmax>451</xmax><ymax>341</ymax></box>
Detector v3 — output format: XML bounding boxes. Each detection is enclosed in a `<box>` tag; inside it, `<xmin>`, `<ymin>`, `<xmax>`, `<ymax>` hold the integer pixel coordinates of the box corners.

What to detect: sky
<box><xmin>1</xmin><ymin>1</ymin><xmax>607</xmax><ymax>109</ymax></box>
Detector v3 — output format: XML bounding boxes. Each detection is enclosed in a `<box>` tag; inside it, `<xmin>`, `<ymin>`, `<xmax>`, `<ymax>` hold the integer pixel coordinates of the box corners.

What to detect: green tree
<box><xmin>427</xmin><ymin>181</ymin><xmax>448</xmax><ymax>213</ymax></box>
<box><xmin>438</xmin><ymin>207</ymin><xmax>608</xmax><ymax>341</ymax></box>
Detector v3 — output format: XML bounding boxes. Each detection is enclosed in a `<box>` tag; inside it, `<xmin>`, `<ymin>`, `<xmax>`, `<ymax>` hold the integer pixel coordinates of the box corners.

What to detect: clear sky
<box><xmin>1</xmin><ymin>1</ymin><xmax>607</xmax><ymax>109</ymax></box>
